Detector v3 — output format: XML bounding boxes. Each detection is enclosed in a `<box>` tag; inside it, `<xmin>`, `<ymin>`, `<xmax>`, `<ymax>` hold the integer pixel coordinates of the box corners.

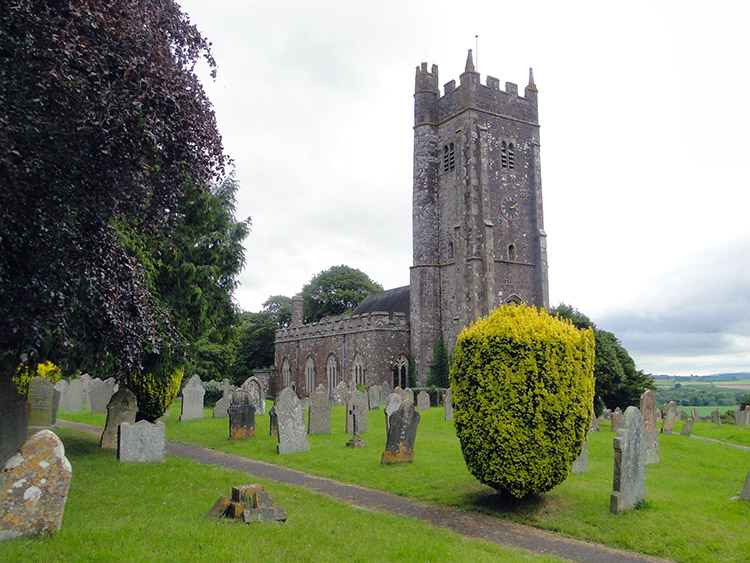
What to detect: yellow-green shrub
<box><xmin>12</xmin><ymin>361</ymin><xmax>62</xmax><ymax>395</ymax></box>
<box><xmin>451</xmin><ymin>305</ymin><xmax>595</xmax><ymax>498</ymax></box>
<box><xmin>128</xmin><ymin>368</ymin><xmax>183</xmax><ymax>422</ymax></box>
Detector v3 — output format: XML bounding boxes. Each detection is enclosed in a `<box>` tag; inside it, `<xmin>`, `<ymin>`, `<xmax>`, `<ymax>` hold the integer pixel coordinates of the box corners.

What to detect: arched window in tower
<box><xmin>448</xmin><ymin>241</ymin><xmax>454</xmax><ymax>260</ymax></box>
<box><xmin>351</xmin><ymin>353</ymin><xmax>365</xmax><ymax>386</ymax></box>
<box><xmin>506</xmin><ymin>294</ymin><xmax>523</xmax><ymax>306</ymax></box>
<box><xmin>326</xmin><ymin>354</ymin><xmax>338</xmax><ymax>393</ymax></box>
<box><xmin>304</xmin><ymin>356</ymin><xmax>315</xmax><ymax>394</ymax></box>
<box><xmin>508</xmin><ymin>142</ymin><xmax>515</xmax><ymax>170</ymax></box>
<box><xmin>393</xmin><ymin>355</ymin><xmax>409</xmax><ymax>389</ymax></box>
<box><xmin>500</xmin><ymin>141</ymin><xmax>508</xmax><ymax>169</ymax></box>
<box><xmin>443</xmin><ymin>143</ymin><xmax>456</xmax><ymax>172</ymax></box>
<box><xmin>282</xmin><ymin>358</ymin><xmax>291</xmax><ymax>389</ymax></box>
<box><xmin>508</xmin><ymin>243</ymin><xmax>516</xmax><ymax>261</ymax></box>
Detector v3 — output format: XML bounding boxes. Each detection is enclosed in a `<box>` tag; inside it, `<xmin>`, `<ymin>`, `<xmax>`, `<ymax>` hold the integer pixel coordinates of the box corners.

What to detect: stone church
<box><xmin>274</xmin><ymin>51</ymin><xmax>548</xmax><ymax>396</ymax></box>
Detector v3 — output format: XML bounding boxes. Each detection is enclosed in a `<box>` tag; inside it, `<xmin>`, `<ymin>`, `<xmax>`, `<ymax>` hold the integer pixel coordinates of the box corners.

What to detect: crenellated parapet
<box><xmin>275</xmin><ymin>311</ymin><xmax>409</xmax><ymax>344</ymax></box>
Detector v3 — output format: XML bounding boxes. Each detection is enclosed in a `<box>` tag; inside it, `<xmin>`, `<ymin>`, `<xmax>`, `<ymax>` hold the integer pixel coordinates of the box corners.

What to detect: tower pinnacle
<box><xmin>527</xmin><ymin>67</ymin><xmax>537</xmax><ymax>91</ymax></box>
<box><xmin>465</xmin><ymin>49</ymin><xmax>475</xmax><ymax>73</ymax></box>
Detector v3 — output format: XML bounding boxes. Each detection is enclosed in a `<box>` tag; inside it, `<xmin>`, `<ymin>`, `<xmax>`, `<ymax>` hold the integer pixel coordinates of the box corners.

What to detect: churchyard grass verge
<box><xmin>59</xmin><ymin>405</ymin><xmax>750</xmax><ymax>562</ymax></box>
<box><xmin>0</xmin><ymin>427</ymin><xmax>556</xmax><ymax>563</ymax></box>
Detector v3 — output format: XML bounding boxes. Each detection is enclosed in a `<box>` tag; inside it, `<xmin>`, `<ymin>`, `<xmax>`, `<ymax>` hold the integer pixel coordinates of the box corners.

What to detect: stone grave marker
<box><xmin>384</xmin><ymin>392</ymin><xmax>403</xmax><ymax>432</ymax></box>
<box><xmin>602</xmin><ymin>408</ymin><xmax>612</xmax><ymax>420</ymax></box>
<box><xmin>221</xmin><ymin>378</ymin><xmax>235</xmax><ymax>398</ymax></box>
<box><xmin>213</xmin><ymin>395</ymin><xmax>230</xmax><ymax>419</ymax></box>
<box><xmin>118</xmin><ymin>420</ymin><xmax>165</xmax><ymax>463</ymax></box>
<box><xmin>639</xmin><ymin>389</ymin><xmax>659</xmax><ymax>464</ymax></box>
<box><xmin>241</xmin><ymin>376</ymin><xmax>265</xmax><ymax>415</ymax></box>
<box><xmin>269</xmin><ymin>406</ymin><xmax>278</xmax><ymax>437</ymax></box>
<box><xmin>81</xmin><ymin>374</ymin><xmax>92</xmax><ymax>410</ymax></box>
<box><xmin>0</xmin><ymin>430</ymin><xmax>72</xmax><ymax>542</ymax></box>
<box><xmin>228</xmin><ymin>388</ymin><xmax>256</xmax><ymax>440</ymax></box>
<box><xmin>416</xmin><ymin>390</ymin><xmax>430</xmax><ymax>411</ymax></box>
<box><xmin>403</xmin><ymin>387</ymin><xmax>414</xmax><ymax>404</ymax></box>
<box><xmin>393</xmin><ymin>386</ymin><xmax>404</xmax><ymax>399</ymax></box>
<box><xmin>88</xmin><ymin>378</ymin><xmax>113</xmax><ymax>415</ymax></box>
<box><xmin>100</xmin><ymin>388</ymin><xmax>138</xmax><ymax>449</ymax></box>
<box><xmin>572</xmin><ymin>440</ymin><xmax>588</xmax><ymax>474</ymax></box>
<box><xmin>301</xmin><ymin>396</ymin><xmax>311</xmax><ymax>411</ymax></box>
<box><xmin>27</xmin><ymin>377</ymin><xmax>54</xmax><ymax>428</ymax></box>
<box><xmin>661</xmin><ymin>401</ymin><xmax>678</xmax><ymax>434</ymax></box>
<box><xmin>308</xmin><ymin>385</ymin><xmax>331</xmax><ymax>435</ymax></box>
<box><xmin>381</xmin><ymin>399</ymin><xmax>420</xmax><ymax>465</ymax></box>
<box><xmin>180</xmin><ymin>375</ymin><xmax>205</xmax><ymax>421</ymax></box>
<box><xmin>54</xmin><ymin>380</ymin><xmax>68</xmax><ymax>414</ymax></box>
<box><xmin>734</xmin><ymin>408</ymin><xmax>742</xmax><ymax>426</ymax></box>
<box><xmin>611</xmin><ymin>407</ymin><xmax>623</xmax><ymax>432</ymax></box>
<box><xmin>691</xmin><ymin>408</ymin><xmax>702</xmax><ymax>422</ymax></box>
<box><xmin>710</xmin><ymin>408</ymin><xmax>721</xmax><ymax>426</ymax></box>
<box><xmin>333</xmin><ymin>380</ymin><xmax>349</xmax><ymax>406</ymax></box>
<box><xmin>63</xmin><ymin>378</ymin><xmax>85</xmax><ymax>413</ymax></box>
<box><xmin>444</xmin><ymin>388</ymin><xmax>453</xmax><ymax>421</ymax></box>
<box><xmin>610</xmin><ymin>406</ymin><xmax>647</xmax><ymax>514</ymax></box>
<box><xmin>741</xmin><ymin>470</ymin><xmax>750</xmax><ymax>502</ymax></box>
<box><xmin>680</xmin><ymin>419</ymin><xmax>694</xmax><ymax>436</ymax></box>
<box><xmin>0</xmin><ymin>376</ymin><xmax>30</xmax><ymax>468</ymax></box>
<box><xmin>379</xmin><ymin>384</ymin><xmax>388</xmax><ymax>407</ymax></box>
<box><xmin>590</xmin><ymin>415</ymin><xmax>600</xmax><ymax>432</ymax></box>
<box><xmin>368</xmin><ymin>384</ymin><xmax>381</xmax><ymax>410</ymax></box>
<box><xmin>345</xmin><ymin>389</ymin><xmax>368</xmax><ymax>435</ymax></box>
<box><xmin>276</xmin><ymin>387</ymin><xmax>309</xmax><ymax>454</ymax></box>
<box><xmin>741</xmin><ymin>406</ymin><xmax>750</xmax><ymax>427</ymax></box>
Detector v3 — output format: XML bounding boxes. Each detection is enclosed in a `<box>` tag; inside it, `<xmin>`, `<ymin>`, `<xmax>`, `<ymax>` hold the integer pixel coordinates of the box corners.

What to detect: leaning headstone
<box><xmin>180</xmin><ymin>375</ymin><xmax>205</xmax><ymax>421</ymax></box>
<box><xmin>368</xmin><ymin>385</ymin><xmax>381</xmax><ymax>410</ymax></box>
<box><xmin>308</xmin><ymin>385</ymin><xmax>331</xmax><ymax>435</ymax></box>
<box><xmin>379</xmin><ymin>384</ymin><xmax>388</xmax><ymax>407</ymax></box>
<box><xmin>680</xmin><ymin>419</ymin><xmax>694</xmax><ymax>436</ymax></box>
<box><xmin>741</xmin><ymin>470</ymin><xmax>750</xmax><ymax>502</ymax></box>
<box><xmin>268</xmin><ymin>406</ymin><xmax>278</xmax><ymax>437</ymax></box>
<box><xmin>572</xmin><ymin>440</ymin><xmax>588</xmax><ymax>474</ymax></box>
<box><xmin>611</xmin><ymin>407</ymin><xmax>623</xmax><ymax>432</ymax></box>
<box><xmin>0</xmin><ymin>430</ymin><xmax>72</xmax><ymax>542</ymax></box>
<box><xmin>276</xmin><ymin>388</ymin><xmax>310</xmax><ymax>454</ymax></box>
<box><xmin>213</xmin><ymin>395</ymin><xmax>230</xmax><ymax>419</ymax></box>
<box><xmin>88</xmin><ymin>378</ymin><xmax>113</xmax><ymax>415</ymax></box>
<box><xmin>384</xmin><ymin>392</ymin><xmax>403</xmax><ymax>432</ymax></box>
<box><xmin>228</xmin><ymin>388</ymin><xmax>256</xmax><ymax>440</ymax></box>
<box><xmin>416</xmin><ymin>390</ymin><xmax>430</xmax><ymax>411</ymax></box>
<box><xmin>691</xmin><ymin>408</ymin><xmax>702</xmax><ymax>423</ymax></box>
<box><xmin>610</xmin><ymin>406</ymin><xmax>647</xmax><ymax>514</ymax></box>
<box><xmin>661</xmin><ymin>401</ymin><xmax>678</xmax><ymax>434</ymax></box>
<box><xmin>710</xmin><ymin>408</ymin><xmax>721</xmax><ymax>426</ymax></box>
<box><xmin>63</xmin><ymin>378</ymin><xmax>85</xmax><ymax>413</ymax></box>
<box><xmin>241</xmin><ymin>376</ymin><xmax>265</xmax><ymax>415</ymax></box>
<box><xmin>100</xmin><ymin>388</ymin><xmax>138</xmax><ymax>449</ymax></box>
<box><xmin>381</xmin><ymin>399</ymin><xmax>420</xmax><ymax>465</ymax></box>
<box><xmin>639</xmin><ymin>390</ymin><xmax>659</xmax><ymax>464</ymax></box>
<box><xmin>118</xmin><ymin>420</ymin><xmax>165</xmax><ymax>463</ymax></box>
<box><xmin>444</xmin><ymin>388</ymin><xmax>453</xmax><ymax>421</ymax></box>
<box><xmin>403</xmin><ymin>387</ymin><xmax>414</xmax><ymax>404</ymax></box>
<box><xmin>0</xmin><ymin>377</ymin><xmax>30</xmax><ymax>468</ymax></box>
<box><xmin>27</xmin><ymin>377</ymin><xmax>54</xmax><ymax>428</ymax></box>
<box><xmin>345</xmin><ymin>390</ymin><xmax>368</xmax><ymax>435</ymax></box>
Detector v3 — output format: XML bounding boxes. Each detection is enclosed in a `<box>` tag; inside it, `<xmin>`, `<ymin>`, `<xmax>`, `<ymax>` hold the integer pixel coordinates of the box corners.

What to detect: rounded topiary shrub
<box><xmin>451</xmin><ymin>305</ymin><xmax>595</xmax><ymax>498</ymax></box>
<box><xmin>129</xmin><ymin>368</ymin><xmax>184</xmax><ymax>422</ymax></box>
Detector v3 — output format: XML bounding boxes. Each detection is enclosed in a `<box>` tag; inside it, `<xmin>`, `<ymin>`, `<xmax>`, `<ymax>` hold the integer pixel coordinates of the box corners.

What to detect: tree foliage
<box><xmin>550</xmin><ymin>304</ymin><xmax>654</xmax><ymax>415</ymax></box>
<box><xmin>426</xmin><ymin>332</ymin><xmax>451</xmax><ymax>388</ymax></box>
<box><xmin>229</xmin><ymin>311</ymin><xmax>277</xmax><ymax>383</ymax></box>
<box><xmin>301</xmin><ymin>265</ymin><xmax>383</xmax><ymax>323</ymax></box>
<box><xmin>0</xmin><ymin>0</ymin><xmax>227</xmax><ymax>378</ymax></box>
<box><xmin>451</xmin><ymin>305</ymin><xmax>595</xmax><ymax>498</ymax></box>
<box><xmin>262</xmin><ymin>295</ymin><xmax>292</xmax><ymax>328</ymax></box>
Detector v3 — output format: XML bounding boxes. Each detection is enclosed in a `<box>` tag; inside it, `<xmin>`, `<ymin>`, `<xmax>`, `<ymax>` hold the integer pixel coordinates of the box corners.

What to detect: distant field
<box><xmin>654</xmin><ymin>378</ymin><xmax>750</xmax><ymax>388</ymax></box>
<box><xmin>677</xmin><ymin>405</ymin><xmax>739</xmax><ymax>417</ymax></box>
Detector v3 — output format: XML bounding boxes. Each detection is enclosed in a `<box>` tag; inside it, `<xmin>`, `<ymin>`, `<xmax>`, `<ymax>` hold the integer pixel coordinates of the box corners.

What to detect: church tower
<box><xmin>410</xmin><ymin>51</ymin><xmax>549</xmax><ymax>380</ymax></box>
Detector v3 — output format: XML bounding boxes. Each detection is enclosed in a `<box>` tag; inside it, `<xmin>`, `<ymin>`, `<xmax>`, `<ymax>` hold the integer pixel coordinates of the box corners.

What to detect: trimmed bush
<box><xmin>202</xmin><ymin>380</ymin><xmax>223</xmax><ymax>408</ymax></box>
<box><xmin>129</xmin><ymin>368</ymin><xmax>184</xmax><ymax>422</ymax></box>
<box><xmin>451</xmin><ymin>305</ymin><xmax>595</xmax><ymax>498</ymax></box>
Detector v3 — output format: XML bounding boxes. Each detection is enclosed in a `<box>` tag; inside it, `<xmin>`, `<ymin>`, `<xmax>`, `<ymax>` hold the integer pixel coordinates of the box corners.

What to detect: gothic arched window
<box><xmin>508</xmin><ymin>243</ymin><xmax>516</xmax><ymax>261</ymax></box>
<box><xmin>393</xmin><ymin>355</ymin><xmax>408</xmax><ymax>389</ymax></box>
<box><xmin>304</xmin><ymin>356</ymin><xmax>315</xmax><ymax>394</ymax></box>
<box><xmin>326</xmin><ymin>354</ymin><xmax>338</xmax><ymax>393</ymax></box>
<box><xmin>352</xmin><ymin>353</ymin><xmax>365</xmax><ymax>386</ymax></box>
<box><xmin>282</xmin><ymin>357</ymin><xmax>291</xmax><ymax>389</ymax></box>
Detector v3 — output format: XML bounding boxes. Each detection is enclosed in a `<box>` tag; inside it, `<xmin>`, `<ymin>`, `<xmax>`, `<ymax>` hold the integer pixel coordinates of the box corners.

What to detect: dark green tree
<box><xmin>229</xmin><ymin>311</ymin><xmax>277</xmax><ymax>384</ymax></box>
<box><xmin>301</xmin><ymin>265</ymin><xmax>383</xmax><ymax>323</ymax></box>
<box><xmin>427</xmin><ymin>332</ymin><xmax>451</xmax><ymax>388</ymax></box>
<box><xmin>262</xmin><ymin>295</ymin><xmax>292</xmax><ymax>328</ymax></box>
<box><xmin>740</xmin><ymin>394</ymin><xmax>750</xmax><ymax>410</ymax></box>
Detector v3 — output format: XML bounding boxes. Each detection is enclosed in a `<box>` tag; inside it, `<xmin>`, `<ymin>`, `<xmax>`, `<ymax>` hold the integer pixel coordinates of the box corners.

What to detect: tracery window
<box><xmin>352</xmin><ymin>354</ymin><xmax>365</xmax><ymax>387</ymax></box>
<box><xmin>305</xmin><ymin>356</ymin><xmax>315</xmax><ymax>393</ymax></box>
<box><xmin>326</xmin><ymin>354</ymin><xmax>338</xmax><ymax>393</ymax></box>
<box><xmin>392</xmin><ymin>355</ymin><xmax>408</xmax><ymax>389</ymax></box>
<box><xmin>282</xmin><ymin>358</ymin><xmax>291</xmax><ymax>389</ymax></box>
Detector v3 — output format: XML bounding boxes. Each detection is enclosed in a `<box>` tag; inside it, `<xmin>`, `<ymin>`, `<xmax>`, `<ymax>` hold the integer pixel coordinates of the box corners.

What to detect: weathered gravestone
<box><xmin>691</xmin><ymin>408</ymin><xmax>702</xmax><ymax>422</ymax></box>
<box><xmin>403</xmin><ymin>387</ymin><xmax>414</xmax><ymax>404</ymax></box>
<box><xmin>276</xmin><ymin>387</ymin><xmax>310</xmax><ymax>454</ymax></box>
<box><xmin>680</xmin><ymin>419</ymin><xmax>694</xmax><ymax>436</ymax></box>
<box><xmin>221</xmin><ymin>378</ymin><xmax>236</xmax><ymax>398</ymax></box>
<box><xmin>741</xmin><ymin>469</ymin><xmax>750</xmax><ymax>502</ymax></box>
<box><xmin>393</xmin><ymin>386</ymin><xmax>404</xmax><ymax>399</ymax></box>
<box><xmin>269</xmin><ymin>406</ymin><xmax>278</xmax><ymax>437</ymax></box>
<box><xmin>610</xmin><ymin>406</ymin><xmax>647</xmax><ymax>514</ymax></box>
<box><xmin>639</xmin><ymin>390</ymin><xmax>659</xmax><ymax>464</ymax></box>
<box><xmin>27</xmin><ymin>377</ymin><xmax>54</xmax><ymax>428</ymax></box>
<box><xmin>572</xmin><ymin>440</ymin><xmax>588</xmax><ymax>474</ymax></box>
<box><xmin>602</xmin><ymin>408</ymin><xmax>612</xmax><ymax>421</ymax></box>
<box><xmin>118</xmin><ymin>420</ymin><xmax>165</xmax><ymax>463</ymax></box>
<box><xmin>54</xmin><ymin>380</ymin><xmax>68</xmax><ymax>415</ymax></box>
<box><xmin>735</xmin><ymin>408</ymin><xmax>742</xmax><ymax>426</ymax></box>
<box><xmin>332</xmin><ymin>381</ymin><xmax>348</xmax><ymax>406</ymax></box>
<box><xmin>0</xmin><ymin>430</ymin><xmax>72</xmax><ymax>542</ymax></box>
<box><xmin>63</xmin><ymin>378</ymin><xmax>85</xmax><ymax>413</ymax></box>
<box><xmin>241</xmin><ymin>376</ymin><xmax>265</xmax><ymax>415</ymax></box>
<box><xmin>346</xmin><ymin>390</ymin><xmax>368</xmax><ymax>435</ymax></box>
<box><xmin>100</xmin><ymin>388</ymin><xmax>138</xmax><ymax>449</ymax></box>
<box><xmin>368</xmin><ymin>384</ymin><xmax>381</xmax><ymax>410</ymax></box>
<box><xmin>0</xmin><ymin>376</ymin><xmax>30</xmax><ymax>468</ymax></box>
<box><xmin>80</xmin><ymin>373</ymin><xmax>92</xmax><ymax>410</ymax></box>
<box><xmin>710</xmin><ymin>408</ymin><xmax>721</xmax><ymax>426</ymax></box>
<box><xmin>180</xmin><ymin>375</ymin><xmax>205</xmax><ymax>421</ymax></box>
<box><xmin>611</xmin><ymin>407</ymin><xmax>623</xmax><ymax>432</ymax></box>
<box><xmin>741</xmin><ymin>406</ymin><xmax>750</xmax><ymax>427</ymax></box>
<box><xmin>213</xmin><ymin>395</ymin><xmax>230</xmax><ymax>419</ymax></box>
<box><xmin>381</xmin><ymin>399</ymin><xmax>420</xmax><ymax>465</ymax></box>
<box><xmin>384</xmin><ymin>392</ymin><xmax>403</xmax><ymax>432</ymax></box>
<box><xmin>308</xmin><ymin>385</ymin><xmax>331</xmax><ymax>435</ymax></box>
<box><xmin>228</xmin><ymin>389</ymin><xmax>256</xmax><ymax>440</ymax></box>
<box><xmin>444</xmin><ymin>388</ymin><xmax>453</xmax><ymax>421</ymax></box>
<box><xmin>416</xmin><ymin>390</ymin><xmax>430</xmax><ymax>411</ymax></box>
<box><xmin>379</xmin><ymin>383</ymin><xmax>388</xmax><ymax>407</ymax></box>
<box><xmin>88</xmin><ymin>378</ymin><xmax>114</xmax><ymax>415</ymax></box>
<box><xmin>661</xmin><ymin>401</ymin><xmax>678</xmax><ymax>434</ymax></box>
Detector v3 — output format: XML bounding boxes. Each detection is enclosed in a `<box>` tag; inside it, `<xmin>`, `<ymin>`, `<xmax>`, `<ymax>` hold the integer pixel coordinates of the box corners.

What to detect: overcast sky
<box><xmin>178</xmin><ymin>0</ymin><xmax>750</xmax><ymax>377</ymax></box>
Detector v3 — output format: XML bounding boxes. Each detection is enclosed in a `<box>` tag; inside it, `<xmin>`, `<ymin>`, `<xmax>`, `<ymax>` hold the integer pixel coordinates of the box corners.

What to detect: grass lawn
<box><xmin>59</xmin><ymin>403</ymin><xmax>750</xmax><ymax>562</ymax></box>
<box><xmin>0</xmin><ymin>427</ymin><xmax>557</xmax><ymax>563</ymax></box>
<box><xmin>677</xmin><ymin>405</ymin><xmax>740</xmax><ymax>418</ymax></box>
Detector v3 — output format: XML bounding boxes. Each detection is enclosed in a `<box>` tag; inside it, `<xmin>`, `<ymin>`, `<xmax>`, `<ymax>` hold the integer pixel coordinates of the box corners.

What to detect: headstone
<box><xmin>639</xmin><ymin>390</ymin><xmax>659</xmax><ymax>464</ymax></box>
<box><xmin>345</xmin><ymin>389</ymin><xmax>368</xmax><ymax>435</ymax></box>
<box><xmin>308</xmin><ymin>385</ymin><xmax>331</xmax><ymax>435</ymax></box>
<box><xmin>741</xmin><ymin>406</ymin><xmax>750</xmax><ymax>427</ymax></box>
<box><xmin>27</xmin><ymin>377</ymin><xmax>54</xmax><ymax>428</ymax></box>
<box><xmin>368</xmin><ymin>385</ymin><xmax>381</xmax><ymax>410</ymax></box>
<box><xmin>334</xmin><ymin>380</ymin><xmax>349</xmax><ymax>406</ymax></box>
<box><xmin>103</xmin><ymin>377</ymin><xmax>117</xmax><ymax>395</ymax></box>
<box><xmin>590</xmin><ymin>414</ymin><xmax>600</xmax><ymax>432</ymax></box>
<box><xmin>0</xmin><ymin>430</ymin><xmax>72</xmax><ymax>542</ymax></box>
<box><xmin>213</xmin><ymin>395</ymin><xmax>230</xmax><ymax>419</ymax></box>
<box><xmin>381</xmin><ymin>399</ymin><xmax>420</xmax><ymax>464</ymax></box>
<box><xmin>444</xmin><ymin>388</ymin><xmax>453</xmax><ymax>421</ymax></box>
<box><xmin>54</xmin><ymin>380</ymin><xmax>68</xmax><ymax>414</ymax></box>
<box><xmin>81</xmin><ymin>374</ymin><xmax>92</xmax><ymax>410</ymax></box>
<box><xmin>611</xmin><ymin>407</ymin><xmax>622</xmax><ymax>432</ymax></box>
<box><xmin>276</xmin><ymin>387</ymin><xmax>310</xmax><ymax>454</ymax></box>
<box><xmin>741</xmin><ymin>469</ymin><xmax>750</xmax><ymax>502</ymax></box>
<box><xmin>241</xmin><ymin>376</ymin><xmax>265</xmax><ymax>415</ymax></box>
<box><xmin>416</xmin><ymin>390</ymin><xmax>430</xmax><ymax>411</ymax></box>
<box><xmin>661</xmin><ymin>401</ymin><xmax>678</xmax><ymax>434</ymax></box>
<box><xmin>710</xmin><ymin>408</ymin><xmax>721</xmax><ymax>426</ymax></box>
<box><xmin>228</xmin><ymin>388</ymin><xmax>256</xmax><ymax>440</ymax></box>
<box><xmin>393</xmin><ymin>386</ymin><xmax>404</xmax><ymax>399</ymax></box>
<box><xmin>572</xmin><ymin>440</ymin><xmax>588</xmax><ymax>474</ymax></box>
<box><xmin>100</xmin><ymin>388</ymin><xmax>138</xmax><ymax>449</ymax></box>
<box><xmin>180</xmin><ymin>375</ymin><xmax>205</xmax><ymax>421</ymax></box>
<box><xmin>63</xmin><ymin>378</ymin><xmax>85</xmax><ymax>413</ymax></box>
<box><xmin>680</xmin><ymin>419</ymin><xmax>694</xmax><ymax>436</ymax></box>
<box><xmin>88</xmin><ymin>378</ymin><xmax>113</xmax><ymax>415</ymax></box>
<box><xmin>734</xmin><ymin>408</ymin><xmax>742</xmax><ymax>426</ymax></box>
<box><xmin>384</xmin><ymin>392</ymin><xmax>403</xmax><ymax>432</ymax></box>
<box><xmin>0</xmin><ymin>377</ymin><xmax>30</xmax><ymax>468</ymax></box>
<box><xmin>602</xmin><ymin>408</ymin><xmax>612</xmax><ymax>421</ymax></box>
<box><xmin>381</xmin><ymin>379</ymin><xmax>392</xmax><ymax>395</ymax></box>
<box><xmin>51</xmin><ymin>387</ymin><xmax>60</xmax><ymax>426</ymax></box>
<box><xmin>379</xmin><ymin>384</ymin><xmax>388</xmax><ymax>406</ymax></box>
<box><xmin>220</xmin><ymin>378</ymin><xmax>235</xmax><ymax>398</ymax></box>
<box><xmin>691</xmin><ymin>407</ymin><xmax>702</xmax><ymax>422</ymax></box>
<box><xmin>403</xmin><ymin>387</ymin><xmax>414</xmax><ymax>404</ymax></box>
<box><xmin>301</xmin><ymin>396</ymin><xmax>311</xmax><ymax>411</ymax></box>
<box><xmin>118</xmin><ymin>420</ymin><xmax>165</xmax><ymax>463</ymax></box>
<box><xmin>610</xmin><ymin>406</ymin><xmax>647</xmax><ymax>514</ymax></box>
<box><xmin>269</xmin><ymin>406</ymin><xmax>278</xmax><ymax>437</ymax></box>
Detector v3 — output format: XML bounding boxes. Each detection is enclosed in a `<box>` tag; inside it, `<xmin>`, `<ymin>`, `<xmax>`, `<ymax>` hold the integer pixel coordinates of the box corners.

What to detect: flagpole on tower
<box><xmin>475</xmin><ymin>35</ymin><xmax>479</xmax><ymax>71</ymax></box>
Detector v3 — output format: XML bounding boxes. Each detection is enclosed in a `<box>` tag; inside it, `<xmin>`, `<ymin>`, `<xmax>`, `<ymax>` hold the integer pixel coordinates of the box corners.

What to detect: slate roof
<box><xmin>352</xmin><ymin>285</ymin><xmax>410</xmax><ymax>318</ymax></box>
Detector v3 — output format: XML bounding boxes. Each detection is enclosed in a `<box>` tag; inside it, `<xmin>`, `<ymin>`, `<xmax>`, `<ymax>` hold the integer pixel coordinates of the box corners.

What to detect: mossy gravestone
<box><xmin>381</xmin><ymin>399</ymin><xmax>420</xmax><ymax>465</ymax></box>
<box><xmin>276</xmin><ymin>388</ymin><xmax>309</xmax><ymax>455</ymax></box>
<box><xmin>228</xmin><ymin>389</ymin><xmax>255</xmax><ymax>440</ymax></box>
<box><xmin>100</xmin><ymin>388</ymin><xmax>138</xmax><ymax>449</ymax></box>
<box><xmin>345</xmin><ymin>390</ymin><xmax>368</xmax><ymax>435</ymax></box>
<box><xmin>610</xmin><ymin>406</ymin><xmax>646</xmax><ymax>514</ymax></box>
<box><xmin>639</xmin><ymin>389</ymin><xmax>659</xmax><ymax>464</ymax></box>
<box><xmin>27</xmin><ymin>377</ymin><xmax>54</xmax><ymax>428</ymax></box>
<box><xmin>308</xmin><ymin>385</ymin><xmax>331</xmax><ymax>435</ymax></box>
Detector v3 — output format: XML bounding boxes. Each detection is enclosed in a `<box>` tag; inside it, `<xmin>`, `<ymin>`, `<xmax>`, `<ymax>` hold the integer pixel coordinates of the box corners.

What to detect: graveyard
<box><xmin>13</xmin><ymin>395</ymin><xmax>746</xmax><ymax>563</ymax></box>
